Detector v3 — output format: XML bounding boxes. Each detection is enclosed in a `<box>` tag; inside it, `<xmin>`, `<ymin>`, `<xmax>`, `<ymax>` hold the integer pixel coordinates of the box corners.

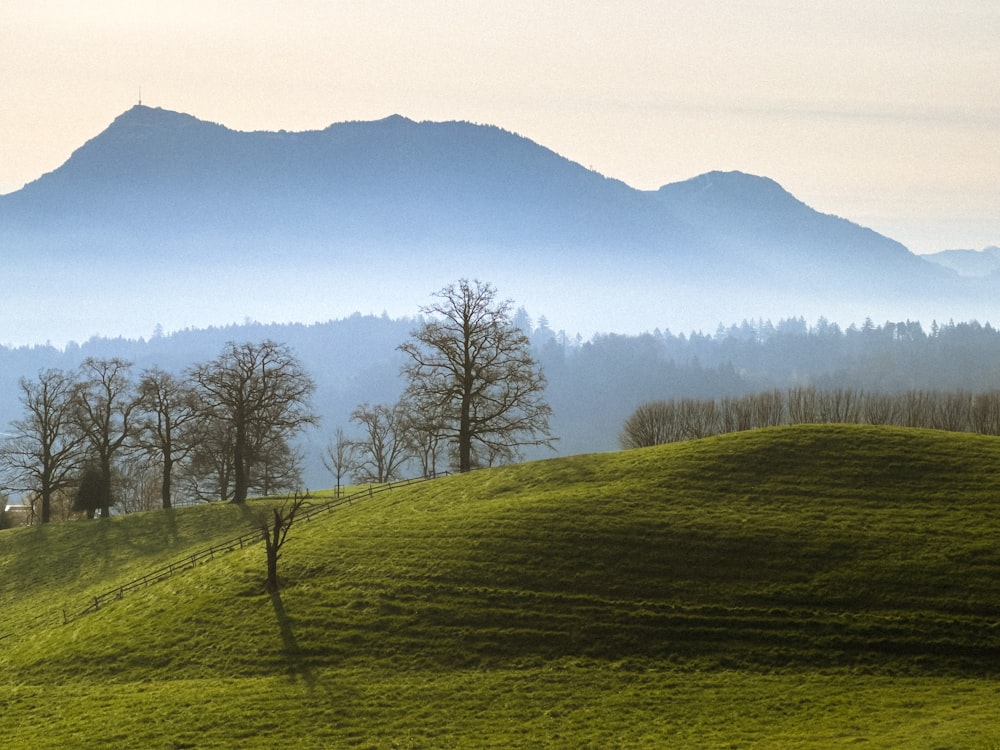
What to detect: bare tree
<box><xmin>899</xmin><ymin>390</ymin><xmax>935</xmax><ymax>428</ymax></box>
<box><xmin>970</xmin><ymin>391</ymin><xmax>1000</xmax><ymax>436</ymax></box>
<box><xmin>398</xmin><ymin>389</ymin><xmax>447</xmax><ymax>477</ymax></box>
<box><xmin>258</xmin><ymin>492</ymin><xmax>310</xmax><ymax>592</ymax></box>
<box><xmin>321</xmin><ymin>426</ymin><xmax>355</xmax><ymax>497</ymax></box>
<box><xmin>180</xmin><ymin>417</ymin><xmax>235</xmax><ymax>502</ymax></box>
<box><xmin>350</xmin><ymin>402</ymin><xmax>411</xmax><ymax>483</ymax></box>
<box><xmin>115</xmin><ymin>453</ymin><xmax>161</xmax><ymax>514</ymax></box>
<box><xmin>719</xmin><ymin>395</ymin><xmax>755</xmax><ymax>434</ymax></box>
<box><xmin>786</xmin><ymin>386</ymin><xmax>821</xmax><ymax>424</ymax></box>
<box><xmin>862</xmin><ymin>392</ymin><xmax>900</xmax><ymax>426</ymax></box>
<box><xmin>933</xmin><ymin>390</ymin><xmax>972</xmax><ymax>432</ymax></box>
<box><xmin>73</xmin><ymin>358</ymin><xmax>138</xmax><ymax>518</ymax></box>
<box><xmin>0</xmin><ymin>369</ymin><xmax>86</xmax><ymax>523</ymax></box>
<box><xmin>135</xmin><ymin>368</ymin><xmax>200</xmax><ymax>509</ymax></box>
<box><xmin>189</xmin><ymin>341</ymin><xmax>317</xmax><ymax>504</ymax></box>
<box><xmin>399</xmin><ymin>279</ymin><xmax>553</xmax><ymax>473</ymax></box>
<box><xmin>677</xmin><ymin>398</ymin><xmax>720</xmax><ymax>439</ymax></box>
<box><xmin>619</xmin><ymin>400</ymin><xmax>683</xmax><ymax>449</ymax></box>
<box><xmin>817</xmin><ymin>388</ymin><xmax>862</xmax><ymax>423</ymax></box>
<box><xmin>253</xmin><ymin>433</ymin><xmax>305</xmax><ymax>496</ymax></box>
<box><xmin>751</xmin><ymin>390</ymin><xmax>786</xmax><ymax>428</ymax></box>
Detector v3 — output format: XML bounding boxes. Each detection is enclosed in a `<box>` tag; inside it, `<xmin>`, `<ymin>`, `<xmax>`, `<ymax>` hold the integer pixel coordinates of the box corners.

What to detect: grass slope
<box><xmin>2</xmin><ymin>424</ymin><xmax>1000</xmax><ymax>748</ymax></box>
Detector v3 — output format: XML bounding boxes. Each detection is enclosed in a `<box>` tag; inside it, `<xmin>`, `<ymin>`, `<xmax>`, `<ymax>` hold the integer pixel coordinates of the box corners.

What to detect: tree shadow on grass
<box><xmin>270</xmin><ymin>588</ymin><xmax>316</xmax><ymax>689</ymax></box>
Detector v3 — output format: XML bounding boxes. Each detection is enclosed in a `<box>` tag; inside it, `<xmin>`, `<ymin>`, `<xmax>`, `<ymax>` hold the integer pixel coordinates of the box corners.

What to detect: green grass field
<box><xmin>2</xmin><ymin>424</ymin><xmax>999</xmax><ymax>748</ymax></box>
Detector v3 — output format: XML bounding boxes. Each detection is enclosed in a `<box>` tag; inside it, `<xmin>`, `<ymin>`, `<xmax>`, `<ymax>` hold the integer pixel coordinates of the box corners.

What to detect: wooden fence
<box><xmin>60</xmin><ymin>475</ymin><xmax>442</xmax><ymax>625</ymax></box>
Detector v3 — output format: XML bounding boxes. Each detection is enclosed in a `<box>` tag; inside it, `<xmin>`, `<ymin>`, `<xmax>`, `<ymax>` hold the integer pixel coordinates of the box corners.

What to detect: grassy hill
<box><xmin>2</xmin><ymin>424</ymin><xmax>999</xmax><ymax>748</ymax></box>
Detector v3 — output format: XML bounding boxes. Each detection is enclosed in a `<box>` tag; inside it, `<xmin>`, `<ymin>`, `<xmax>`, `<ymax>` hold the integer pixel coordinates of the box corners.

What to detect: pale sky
<box><xmin>2</xmin><ymin>1</ymin><xmax>998</xmax><ymax>254</ymax></box>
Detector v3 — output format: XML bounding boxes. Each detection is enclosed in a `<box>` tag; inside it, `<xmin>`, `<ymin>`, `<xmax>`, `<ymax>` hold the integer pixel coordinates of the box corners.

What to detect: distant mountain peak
<box><xmin>654</xmin><ymin>170</ymin><xmax>818</xmax><ymax>233</ymax></box>
<box><xmin>657</xmin><ymin>170</ymin><xmax>804</xmax><ymax>211</ymax></box>
<box><xmin>107</xmin><ymin>104</ymin><xmax>224</xmax><ymax>131</ymax></box>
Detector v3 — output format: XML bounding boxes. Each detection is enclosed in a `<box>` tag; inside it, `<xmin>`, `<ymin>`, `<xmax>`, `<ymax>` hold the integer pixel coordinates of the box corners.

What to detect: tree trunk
<box><xmin>40</xmin><ymin>487</ymin><xmax>51</xmax><ymax>524</ymax></box>
<box><xmin>99</xmin><ymin>458</ymin><xmax>112</xmax><ymax>518</ymax></box>
<box><xmin>459</xmin><ymin>394</ymin><xmax>472</xmax><ymax>472</ymax></box>
<box><xmin>459</xmin><ymin>341</ymin><xmax>473</xmax><ymax>472</ymax></box>
<box><xmin>232</xmin><ymin>424</ymin><xmax>248</xmax><ymax>504</ymax></box>
<box><xmin>161</xmin><ymin>455</ymin><xmax>173</xmax><ymax>509</ymax></box>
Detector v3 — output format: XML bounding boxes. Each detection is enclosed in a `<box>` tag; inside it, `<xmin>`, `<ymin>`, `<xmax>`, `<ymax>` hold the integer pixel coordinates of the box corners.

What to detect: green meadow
<box><xmin>2</xmin><ymin>424</ymin><xmax>999</xmax><ymax>748</ymax></box>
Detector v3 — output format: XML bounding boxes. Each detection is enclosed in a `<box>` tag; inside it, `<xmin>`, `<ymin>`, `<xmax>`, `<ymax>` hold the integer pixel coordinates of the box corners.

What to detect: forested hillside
<box><xmin>4</xmin><ymin>313</ymin><xmax>1000</xmax><ymax>495</ymax></box>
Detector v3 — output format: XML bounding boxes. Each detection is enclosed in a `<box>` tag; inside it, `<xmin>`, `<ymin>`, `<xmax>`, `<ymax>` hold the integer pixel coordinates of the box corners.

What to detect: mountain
<box><xmin>0</xmin><ymin>105</ymin><xmax>991</xmax><ymax>345</ymax></box>
<box><xmin>922</xmin><ymin>246</ymin><xmax>1000</xmax><ymax>277</ymax></box>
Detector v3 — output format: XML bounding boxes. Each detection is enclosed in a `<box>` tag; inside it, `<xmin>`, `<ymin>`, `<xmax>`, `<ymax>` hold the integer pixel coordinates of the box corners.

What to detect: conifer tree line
<box><xmin>620</xmin><ymin>386</ymin><xmax>1000</xmax><ymax>449</ymax></box>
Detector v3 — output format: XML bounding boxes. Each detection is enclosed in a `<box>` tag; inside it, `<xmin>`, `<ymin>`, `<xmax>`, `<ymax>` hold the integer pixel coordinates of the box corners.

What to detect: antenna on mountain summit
<box><xmin>138</xmin><ymin>86</ymin><xmax>142</xmax><ymax>106</ymax></box>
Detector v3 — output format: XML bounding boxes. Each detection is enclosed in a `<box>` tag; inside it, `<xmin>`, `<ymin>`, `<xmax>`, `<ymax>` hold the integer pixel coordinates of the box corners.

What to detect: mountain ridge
<box><xmin>0</xmin><ymin>105</ymin><xmax>993</xmax><ymax>344</ymax></box>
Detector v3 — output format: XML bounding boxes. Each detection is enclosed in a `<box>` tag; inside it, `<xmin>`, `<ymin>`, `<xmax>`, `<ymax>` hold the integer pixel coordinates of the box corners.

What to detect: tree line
<box><xmin>620</xmin><ymin>386</ymin><xmax>1000</xmax><ymax>449</ymax></box>
<box><xmin>327</xmin><ymin>279</ymin><xmax>553</xmax><ymax>487</ymax></box>
<box><xmin>0</xmin><ymin>280</ymin><xmax>554</xmax><ymax>523</ymax></box>
<box><xmin>0</xmin><ymin>340</ymin><xmax>317</xmax><ymax>524</ymax></box>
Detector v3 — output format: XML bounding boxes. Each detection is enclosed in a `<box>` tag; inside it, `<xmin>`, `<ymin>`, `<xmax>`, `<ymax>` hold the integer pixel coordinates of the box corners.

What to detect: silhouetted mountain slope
<box><xmin>0</xmin><ymin>106</ymin><xmax>992</xmax><ymax>344</ymax></box>
<box><xmin>923</xmin><ymin>246</ymin><xmax>1000</xmax><ymax>277</ymax></box>
<box><xmin>3</xmin><ymin>106</ymin><xmax>689</xmax><ymax>254</ymax></box>
<box><xmin>655</xmin><ymin>171</ymin><xmax>946</xmax><ymax>291</ymax></box>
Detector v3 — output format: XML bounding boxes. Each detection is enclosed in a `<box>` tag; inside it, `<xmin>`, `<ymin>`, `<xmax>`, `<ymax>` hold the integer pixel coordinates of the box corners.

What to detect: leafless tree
<box><xmin>397</xmin><ymin>390</ymin><xmax>447</xmax><ymax>477</ymax></box>
<box><xmin>179</xmin><ymin>417</ymin><xmax>235</xmax><ymax>502</ymax></box>
<box><xmin>719</xmin><ymin>395</ymin><xmax>755</xmax><ymax>434</ymax></box>
<box><xmin>399</xmin><ymin>279</ymin><xmax>553</xmax><ymax>473</ymax></box>
<box><xmin>188</xmin><ymin>341</ymin><xmax>317</xmax><ymax>504</ymax></box>
<box><xmin>786</xmin><ymin>386</ymin><xmax>821</xmax><ymax>424</ymax></box>
<box><xmin>135</xmin><ymin>368</ymin><xmax>200</xmax><ymax>509</ymax></box>
<box><xmin>677</xmin><ymin>398</ymin><xmax>720</xmax><ymax>439</ymax></box>
<box><xmin>0</xmin><ymin>369</ymin><xmax>86</xmax><ymax>523</ymax></box>
<box><xmin>970</xmin><ymin>391</ymin><xmax>1000</xmax><ymax>436</ymax></box>
<box><xmin>253</xmin><ymin>433</ymin><xmax>305</xmax><ymax>496</ymax></box>
<box><xmin>73</xmin><ymin>357</ymin><xmax>138</xmax><ymax>518</ymax></box>
<box><xmin>899</xmin><ymin>390</ymin><xmax>935</xmax><ymax>428</ymax></box>
<box><xmin>862</xmin><ymin>392</ymin><xmax>900</xmax><ymax>425</ymax></box>
<box><xmin>349</xmin><ymin>402</ymin><xmax>411</xmax><ymax>483</ymax></box>
<box><xmin>321</xmin><ymin>426</ymin><xmax>355</xmax><ymax>497</ymax></box>
<box><xmin>619</xmin><ymin>400</ymin><xmax>683</xmax><ymax>449</ymax></box>
<box><xmin>751</xmin><ymin>390</ymin><xmax>786</xmax><ymax>428</ymax></box>
<box><xmin>817</xmin><ymin>388</ymin><xmax>862</xmax><ymax>423</ymax></box>
<box><xmin>114</xmin><ymin>453</ymin><xmax>161</xmax><ymax>514</ymax></box>
<box><xmin>257</xmin><ymin>492</ymin><xmax>310</xmax><ymax>592</ymax></box>
<box><xmin>933</xmin><ymin>390</ymin><xmax>972</xmax><ymax>432</ymax></box>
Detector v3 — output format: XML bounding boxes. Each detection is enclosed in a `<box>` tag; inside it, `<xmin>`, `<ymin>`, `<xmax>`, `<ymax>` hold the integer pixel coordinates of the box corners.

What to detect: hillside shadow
<box><xmin>270</xmin><ymin>588</ymin><xmax>316</xmax><ymax>689</ymax></box>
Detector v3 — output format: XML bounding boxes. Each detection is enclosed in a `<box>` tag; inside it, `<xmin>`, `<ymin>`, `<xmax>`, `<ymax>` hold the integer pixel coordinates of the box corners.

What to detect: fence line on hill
<box><xmin>59</xmin><ymin>474</ymin><xmax>445</xmax><ymax>626</ymax></box>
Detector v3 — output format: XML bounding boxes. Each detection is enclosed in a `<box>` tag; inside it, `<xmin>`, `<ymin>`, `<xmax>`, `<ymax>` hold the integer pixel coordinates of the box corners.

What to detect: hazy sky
<box><xmin>2</xmin><ymin>1</ymin><xmax>998</xmax><ymax>254</ymax></box>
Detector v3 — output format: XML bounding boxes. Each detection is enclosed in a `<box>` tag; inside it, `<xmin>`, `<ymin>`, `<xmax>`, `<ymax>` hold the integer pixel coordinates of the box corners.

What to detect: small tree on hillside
<box><xmin>257</xmin><ymin>492</ymin><xmax>310</xmax><ymax>592</ymax></box>
<box><xmin>322</xmin><ymin>427</ymin><xmax>355</xmax><ymax>498</ymax></box>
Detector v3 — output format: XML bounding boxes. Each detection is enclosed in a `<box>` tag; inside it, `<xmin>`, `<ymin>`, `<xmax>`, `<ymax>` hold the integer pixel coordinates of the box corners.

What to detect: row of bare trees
<box><xmin>620</xmin><ymin>386</ymin><xmax>1000</xmax><ymax>449</ymax></box>
<box><xmin>0</xmin><ymin>341</ymin><xmax>316</xmax><ymax>522</ymax></box>
<box><xmin>323</xmin><ymin>279</ymin><xmax>554</xmax><ymax>488</ymax></box>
